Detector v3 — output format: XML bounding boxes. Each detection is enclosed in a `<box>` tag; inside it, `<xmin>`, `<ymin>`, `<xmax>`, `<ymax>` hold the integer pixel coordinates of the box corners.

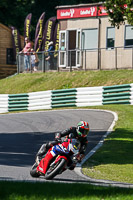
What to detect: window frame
<box><xmin>106</xmin><ymin>27</ymin><xmax>115</xmax><ymax>50</ymax></box>
<box><xmin>81</xmin><ymin>28</ymin><xmax>98</xmax><ymax>50</ymax></box>
<box><xmin>6</xmin><ymin>48</ymin><xmax>16</xmax><ymax>65</ymax></box>
<box><xmin>124</xmin><ymin>25</ymin><xmax>133</xmax><ymax>48</ymax></box>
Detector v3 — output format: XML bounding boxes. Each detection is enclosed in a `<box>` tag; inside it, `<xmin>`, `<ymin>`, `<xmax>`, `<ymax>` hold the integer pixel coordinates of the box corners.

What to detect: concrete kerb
<box><xmin>74</xmin><ymin>109</ymin><xmax>133</xmax><ymax>188</ymax></box>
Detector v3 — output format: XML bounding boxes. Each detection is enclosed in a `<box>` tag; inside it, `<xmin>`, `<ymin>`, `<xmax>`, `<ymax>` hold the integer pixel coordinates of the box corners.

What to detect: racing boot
<box><xmin>36</xmin><ymin>144</ymin><xmax>47</xmax><ymax>164</ymax></box>
<box><xmin>36</xmin><ymin>142</ymin><xmax>55</xmax><ymax>164</ymax></box>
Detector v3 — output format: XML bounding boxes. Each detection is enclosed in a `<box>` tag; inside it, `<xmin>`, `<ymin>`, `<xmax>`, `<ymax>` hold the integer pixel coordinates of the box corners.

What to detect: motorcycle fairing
<box><xmin>36</xmin><ymin>138</ymin><xmax>80</xmax><ymax>176</ymax></box>
<box><xmin>37</xmin><ymin>149</ymin><xmax>53</xmax><ymax>175</ymax></box>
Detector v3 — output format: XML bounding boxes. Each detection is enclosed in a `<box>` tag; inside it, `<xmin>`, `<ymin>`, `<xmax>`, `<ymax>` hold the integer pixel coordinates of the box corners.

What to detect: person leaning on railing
<box><xmin>30</xmin><ymin>49</ymin><xmax>39</xmax><ymax>72</ymax></box>
<box><xmin>20</xmin><ymin>37</ymin><xmax>32</xmax><ymax>71</ymax></box>
<box><xmin>45</xmin><ymin>41</ymin><xmax>55</xmax><ymax>70</ymax></box>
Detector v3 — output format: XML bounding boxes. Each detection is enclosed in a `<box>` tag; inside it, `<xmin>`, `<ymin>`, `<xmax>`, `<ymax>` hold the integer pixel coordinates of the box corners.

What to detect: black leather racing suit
<box><xmin>57</xmin><ymin>127</ymin><xmax>88</xmax><ymax>155</ymax></box>
<box><xmin>36</xmin><ymin>127</ymin><xmax>88</xmax><ymax>162</ymax></box>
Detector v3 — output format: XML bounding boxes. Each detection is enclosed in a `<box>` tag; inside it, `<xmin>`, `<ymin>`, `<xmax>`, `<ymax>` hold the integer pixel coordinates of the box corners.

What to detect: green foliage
<box><xmin>0</xmin><ymin>0</ymin><xmax>96</xmax><ymax>40</ymax></box>
<box><xmin>104</xmin><ymin>0</ymin><xmax>133</xmax><ymax>27</ymax></box>
<box><xmin>0</xmin><ymin>0</ymin><xmax>33</xmax><ymax>34</ymax></box>
<box><xmin>3</xmin><ymin>0</ymin><xmax>133</xmax><ymax>39</ymax></box>
<box><xmin>83</xmin><ymin>105</ymin><xmax>133</xmax><ymax>183</ymax></box>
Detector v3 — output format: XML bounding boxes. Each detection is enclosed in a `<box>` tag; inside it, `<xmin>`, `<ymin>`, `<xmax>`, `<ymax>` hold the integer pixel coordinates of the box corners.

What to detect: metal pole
<box><xmin>99</xmin><ymin>48</ymin><xmax>101</xmax><ymax>70</ymax></box>
<box><xmin>30</xmin><ymin>54</ymin><xmax>32</xmax><ymax>73</ymax></box>
<box><xmin>42</xmin><ymin>52</ymin><xmax>45</xmax><ymax>72</ymax></box>
<box><xmin>57</xmin><ymin>50</ymin><xmax>59</xmax><ymax>72</ymax></box>
<box><xmin>115</xmin><ymin>47</ymin><xmax>117</xmax><ymax>70</ymax></box>
<box><xmin>97</xmin><ymin>18</ymin><xmax>101</xmax><ymax>70</ymax></box>
<box><xmin>70</xmin><ymin>50</ymin><xmax>72</xmax><ymax>72</ymax></box>
<box><xmin>132</xmin><ymin>48</ymin><xmax>133</xmax><ymax>70</ymax></box>
<box><xmin>82</xmin><ymin>50</ymin><xmax>84</xmax><ymax>71</ymax></box>
<box><xmin>85</xmin><ymin>50</ymin><xmax>86</xmax><ymax>71</ymax></box>
<box><xmin>17</xmin><ymin>54</ymin><xmax>19</xmax><ymax>74</ymax></box>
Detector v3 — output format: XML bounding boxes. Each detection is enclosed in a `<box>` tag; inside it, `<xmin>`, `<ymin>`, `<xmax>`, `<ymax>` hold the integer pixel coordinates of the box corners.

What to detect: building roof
<box><xmin>0</xmin><ymin>23</ymin><xmax>24</xmax><ymax>40</ymax></box>
<box><xmin>0</xmin><ymin>23</ymin><xmax>12</xmax><ymax>32</ymax></box>
<box><xmin>55</xmin><ymin>2</ymin><xmax>104</xmax><ymax>9</ymax></box>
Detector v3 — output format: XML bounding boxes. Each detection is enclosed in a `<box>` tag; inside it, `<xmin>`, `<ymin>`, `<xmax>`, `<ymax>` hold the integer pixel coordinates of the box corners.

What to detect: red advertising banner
<box><xmin>57</xmin><ymin>6</ymin><xmax>97</xmax><ymax>19</ymax></box>
<box><xmin>57</xmin><ymin>5</ymin><xmax>108</xmax><ymax>19</ymax></box>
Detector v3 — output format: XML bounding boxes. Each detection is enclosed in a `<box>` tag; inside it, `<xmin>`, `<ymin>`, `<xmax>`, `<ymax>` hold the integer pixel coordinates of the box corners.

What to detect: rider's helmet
<box><xmin>76</xmin><ymin>121</ymin><xmax>89</xmax><ymax>138</ymax></box>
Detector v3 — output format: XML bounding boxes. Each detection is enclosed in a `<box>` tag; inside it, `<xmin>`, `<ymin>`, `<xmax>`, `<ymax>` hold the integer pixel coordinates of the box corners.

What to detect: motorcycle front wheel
<box><xmin>30</xmin><ymin>162</ymin><xmax>40</xmax><ymax>178</ymax></box>
<box><xmin>44</xmin><ymin>158</ymin><xmax>66</xmax><ymax>180</ymax></box>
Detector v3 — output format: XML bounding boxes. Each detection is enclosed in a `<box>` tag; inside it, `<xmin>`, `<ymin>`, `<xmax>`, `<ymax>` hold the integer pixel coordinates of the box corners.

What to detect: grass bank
<box><xmin>1</xmin><ymin>69</ymin><xmax>133</xmax><ymax>94</ymax></box>
<box><xmin>0</xmin><ymin>181</ymin><xmax>133</xmax><ymax>200</ymax></box>
<box><xmin>82</xmin><ymin>104</ymin><xmax>133</xmax><ymax>184</ymax></box>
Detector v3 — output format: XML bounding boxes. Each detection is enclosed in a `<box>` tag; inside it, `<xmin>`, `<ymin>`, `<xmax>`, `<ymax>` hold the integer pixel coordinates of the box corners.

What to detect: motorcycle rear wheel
<box><xmin>30</xmin><ymin>162</ymin><xmax>40</xmax><ymax>178</ymax></box>
<box><xmin>44</xmin><ymin>158</ymin><xmax>66</xmax><ymax>180</ymax></box>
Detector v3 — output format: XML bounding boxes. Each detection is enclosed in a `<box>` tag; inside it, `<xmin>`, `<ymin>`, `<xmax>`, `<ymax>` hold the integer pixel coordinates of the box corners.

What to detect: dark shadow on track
<box><xmin>0</xmin><ymin>132</ymin><xmax>55</xmax><ymax>167</ymax></box>
<box><xmin>0</xmin><ymin>130</ymin><xmax>111</xmax><ymax>167</ymax></box>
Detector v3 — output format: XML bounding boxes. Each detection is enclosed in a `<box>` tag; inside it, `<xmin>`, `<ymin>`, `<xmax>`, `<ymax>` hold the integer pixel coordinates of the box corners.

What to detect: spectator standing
<box><xmin>20</xmin><ymin>37</ymin><xmax>32</xmax><ymax>71</ymax></box>
<box><xmin>45</xmin><ymin>41</ymin><xmax>55</xmax><ymax>69</ymax></box>
<box><xmin>30</xmin><ymin>49</ymin><xmax>39</xmax><ymax>72</ymax></box>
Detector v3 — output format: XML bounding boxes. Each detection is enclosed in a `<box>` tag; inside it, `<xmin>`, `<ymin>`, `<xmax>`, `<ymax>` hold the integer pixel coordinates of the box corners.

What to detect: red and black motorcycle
<box><xmin>30</xmin><ymin>138</ymin><xmax>81</xmax><ymax>180</ymax></box>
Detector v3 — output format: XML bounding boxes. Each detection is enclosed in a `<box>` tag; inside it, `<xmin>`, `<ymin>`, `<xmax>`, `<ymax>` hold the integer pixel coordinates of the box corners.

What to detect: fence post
<box><xmin>29</xmin><ymin>54</ymin><xmax>32</xmax><ymax>73</ymax></box>
<box><xmin>42</xmin><ymin>52</ymin><xmax>45</xmax><ymax>72</ymax></box>
<box><xmin>70</xmin><ymin>50</ymin><xmax>72</xmax><ymax>72</ymax></box>
<box><xmin>17</xmin><ymin>54</ymin><xmax>19</xmax><ymax>74</ymax></box>
<box><xmin>82</xmin><ymin>50</ymin><xmax>84</xmax><ymax>71</ymax></box>
<box><xmin>115</xmin><ymin>47</ymin><xmax>117</xmax><ymax>70</ymax></box>
<box><xmin>85</xmin><ymin>50</ymin><xmax>86</xmax><ymax>71</ymax></box>
<box><xmin>97</xmin><ymin>48</ymin><xmax>101</xmax><ymax>70</ymax></box>
<box><xmin>132</xmin><ymin>48</ymin><xmax>133</xmax><ymax>70</ymax></box>
<box><xmin>57</xmin><ymin>50</ymin><xmax>59</xmax><ymax>72</ymax></box>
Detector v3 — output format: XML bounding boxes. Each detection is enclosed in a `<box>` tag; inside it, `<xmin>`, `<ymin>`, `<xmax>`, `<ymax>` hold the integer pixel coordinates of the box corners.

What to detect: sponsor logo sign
<box><xmin>57</xmin><ymin>6</ymin><xmax>108</xmax><ymax>19</ymax></box>
<box><xmin>53</xmin><ymin>22</ymin><xmax>60</xmax><ymax>57</ymax></box>
<box><xmin>98</xmin><ymin>6</ymin><xmax>108</xmax><ymax>16</ymax></box>
<box><xmin>10</xmin><ymin>26</ymin><xmax>21</xmax><ymax>60</ymax></box>
<box><xmin>24</xmin><ymin>13</ymin><xmax>32</xmax><ymax>41</ymax></box>
<box><xmin>34</xmin><ymin>12</ymin><xmax>45</xmax><ymax>52</ymax></box>
<box><xmin>42</xmin><ymin>16</ymin><xmax>57</xmax><ymax>51</ymax></box>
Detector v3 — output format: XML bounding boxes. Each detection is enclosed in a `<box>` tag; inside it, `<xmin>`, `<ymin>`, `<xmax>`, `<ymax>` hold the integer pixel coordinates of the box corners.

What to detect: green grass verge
<box><xmin>0</xmin><ymin>181</ymin><xmax>133</xmax><ymax>200</ymax></box>
<box><xmin>1</xmin><ymin>69</ymin><xmax>133</xmax><ymax>94</ymax></box>
<box><xmin>82</xmin><ymin>104</ymin><xmax>133</xmax><ymax>184</ymax></box>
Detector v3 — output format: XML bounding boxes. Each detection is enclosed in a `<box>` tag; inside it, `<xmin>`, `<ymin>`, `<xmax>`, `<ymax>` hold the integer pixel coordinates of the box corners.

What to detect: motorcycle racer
<box><xmin>36</xmin><ymin>121</ymin><xmax>89</xmax><ymax>165</ymax></box>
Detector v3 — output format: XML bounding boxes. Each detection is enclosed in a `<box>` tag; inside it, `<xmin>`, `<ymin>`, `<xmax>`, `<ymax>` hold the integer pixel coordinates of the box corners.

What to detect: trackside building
<box><xmin>56</xmin><ymin>3</ymin><xmax>133</xmax><ymax>70</ymax></box>
<box><xmin>0</xmin><ymin>23</ymin><xmax>24</xmax><ymax>78</ymax></box>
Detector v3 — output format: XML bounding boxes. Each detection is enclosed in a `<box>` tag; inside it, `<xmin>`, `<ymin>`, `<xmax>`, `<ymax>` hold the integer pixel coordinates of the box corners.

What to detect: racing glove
<box><xmin>55</xmin><ymin>132</ymin><xmax>61</xmax><ymax>140</ymax></box>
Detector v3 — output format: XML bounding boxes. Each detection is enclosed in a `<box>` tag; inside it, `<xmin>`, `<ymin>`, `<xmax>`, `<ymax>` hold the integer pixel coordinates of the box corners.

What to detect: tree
<box><xmin>0</xmin><ymin>0</ymin><xmax>34</xmax><ymax>34</ymax></box>
<box><xmin>104</xmin><ymin>0</ymin><xmax>133</xmax><ymax>28</ymax></box>
<box><xmin>0</xmin><ymin>0</ymin><xmax>99</xmax><ymax>39</ymax></box>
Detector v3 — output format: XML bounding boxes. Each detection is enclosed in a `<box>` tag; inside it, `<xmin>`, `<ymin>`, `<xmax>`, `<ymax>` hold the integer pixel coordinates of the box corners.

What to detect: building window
<box><xmin>125</xmin><ymin>25</ymin><xmax>133</xmax><ymax>47</ymax></box>
<box><xmin>106</xmin><ymin>27</ymin><xmax>115</xmax><ymax>49</ymax></box>
<box><xmin>6</xmin><ymin>48</ymin><xmax>16</xmax><ymax>64</ymax></box>
<box><xmin>82</xmin><ymin>29</ymin><xmax>98</xmax><ymax>50</ymax></box>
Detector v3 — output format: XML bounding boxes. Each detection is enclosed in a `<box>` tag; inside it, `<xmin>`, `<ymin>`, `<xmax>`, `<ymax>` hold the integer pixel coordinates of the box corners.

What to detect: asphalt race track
<box><xmin>0</xmin><ymin>109</ymin><xmax>114</xmax><ymax>183</ymax></box>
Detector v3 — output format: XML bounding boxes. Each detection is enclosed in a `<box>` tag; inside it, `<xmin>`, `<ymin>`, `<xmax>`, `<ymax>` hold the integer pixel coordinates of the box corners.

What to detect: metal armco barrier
<box><xmin>0</xmin><ymin>83</ymin><xmax>133</xmax><ymax>113</ymax></box>
<box><xmin>0</xmin><ymin>94</ymin><xmax>8</xmax><ymax>113</ymax></box>
<box><xmin>52</xmin><ymin>89</ymin><xmax>77</xmax><ymax>108</ymax></box>
<box><xmin>28</xmin><ymin>91</ymin><xmax>52</xmax><ymax>110</ymax></box>
<box><xmin>76</xmin><ymin>86</ymin><xmax>103</xmax><ymax>107</ymax></box>
<box><xmin>103</xmin><ymin>84</ymin><xmax>132</xmax><ymax>105</ymax></box>
<box><xmin>8</xmin><ymin>94</ymin><xmax>29</xmax><ymax>111</ymax></box>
